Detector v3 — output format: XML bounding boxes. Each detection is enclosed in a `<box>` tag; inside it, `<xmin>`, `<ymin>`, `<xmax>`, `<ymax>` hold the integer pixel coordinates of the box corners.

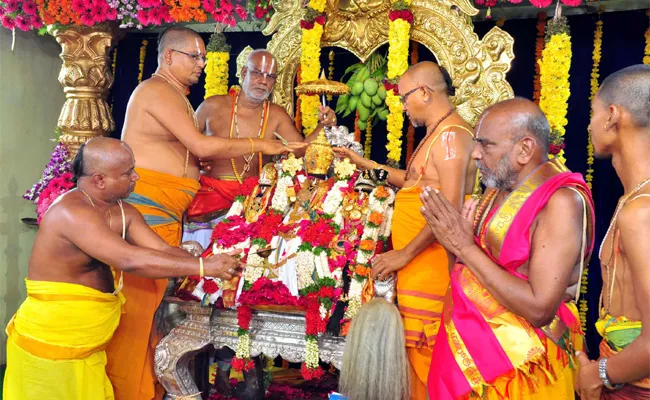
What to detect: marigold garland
<box><xmin>385</xmin><ymin>0</ymin><xmax>412</xmax><ymax>166</ymax></box>
<box><xmin>532</xmin><ymin>12</ymin><xmax>546</xmax><ymax>104</ymax></box>
<box><xmin>405</xmin><ymin>42</ymin><xmax>418</xmax><ymax>161</ymax></box>
<box><xmin>137</xmin><ymin>39</ymin><xmax>148</xmax><ymax>84</ymax></box>
<box><xmin>538</xmin><ymin>17</ymin><xmax>571</xmax><ymax>162</ymax></box>
<box><xmin>164</xmin><ymin>0</ymin><xmax>206</xmax><ymax>22</ymax></box>
<box><xmin>299</xmin><ymin>17</ymin><xmax>324</xmax><ymax>136</ymax></box>
<box><xmin>204</xmin><ymin>32</ymin><xmax>231</xmax><ymax>98</ymax></box>
<box><xmin>643</xmin><ymin>10</ymin><xmax>650</xmax><ymax>65</ymax></box>
<box><xmin>586</xmin><ymin>17</ymin><xmax>602</xmax><ymax>191</ymax></box>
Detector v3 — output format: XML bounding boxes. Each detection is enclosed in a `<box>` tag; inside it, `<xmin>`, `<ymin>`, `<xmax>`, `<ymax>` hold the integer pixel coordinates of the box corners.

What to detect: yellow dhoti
<box><xmin>106</xmin><ymin>167</ymin><xmax>199</xmax><ymax>400</ymax></box>
<box><xmin>3</xmin><ymin>279</ymin><xmax>123</xmax><ymax>400</ymax></box>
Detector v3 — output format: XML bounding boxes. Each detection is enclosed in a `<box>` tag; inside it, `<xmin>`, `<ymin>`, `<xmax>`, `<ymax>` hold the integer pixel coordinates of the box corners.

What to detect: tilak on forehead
<box><xmin>193</xmin><ymin>37</ymin><xmax>204</xmax><ymax>55</ymax></box>
<box><xmin>249</xmin><ymin>51</ymin><xmax>276</xmax><ymax>73</ymax></box>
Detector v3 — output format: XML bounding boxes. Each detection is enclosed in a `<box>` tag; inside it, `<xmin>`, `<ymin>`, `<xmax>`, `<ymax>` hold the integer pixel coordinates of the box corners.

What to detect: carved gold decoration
<box><xmin>255</xmin><ymin>0</ymin><xmax>514</xmax><ymax>125</ymax></box>
<box><xmin>50</xmin><ymin>24</ymin><xmax>115</xmax><ymax>157</ymax></box>
<box><xmin>304</xmin><ymin>131</ymin><xmax>335</xmax><ymax>176</ymax></box>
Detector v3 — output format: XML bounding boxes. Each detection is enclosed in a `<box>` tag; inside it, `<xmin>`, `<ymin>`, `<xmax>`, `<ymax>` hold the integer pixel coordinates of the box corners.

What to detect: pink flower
<box><xmin>4</xmin><ymin>0</ymin><xmax>18</xmax><ymax>13</ymax></box>
<box><xmin>0</xmin><ymin>7</ymin><xmax>5</xmax><ymax>16</ymax></box>
<box><xmin>71</xmin><ymin>0</ymin><xmax>85</xmax><ymax>12</ymax></box>
<box><xmin>80</xmin><ymin>9</ymin><xmax>95</xmax><ymax>25</ymax></box>
<box><xmin>219</xmin><ymin>0</ymin><xmax>232</xmax><ymax>13</ymax></box>
<box><xmin>234</xmin><ymin>3</ymin><xmax>246</xmax><ymax>20</ymax></box>
<box><xmin>91</xmin><ymin>5</ymin><xmax>108</xmax><ymax>22</ymax></box>
<box><xmin>22</xmin><ymin>1</ymin><xmax>37</xmax><ymax>15</ymax></box>
<box><xmin>136</xmin><ymin>9</ymin><xmax>149</xmax><ymax>24</ymax></box>
<box><xmin>223</xmin><ymin>13</ymin><xmax>235</xmax><ymax>26</ymax></box>
<box><xmin>560</xmin><ymin>0</ymin><xmax>581</xmax><ymax>6</ymax></box>
<box><xmin>530</xmin><ymin>0</ymin><xmax>552</xmax><ymax>7</ymax></box>
<box><xmin>254</xmin><ymin>5</ymin><xmax>264</xmax><ymax>18</ymax></box>
<box><xmin>202</xmin><ymin>0</ymin><xmax>215</xmax><ymax>12</ymax></box>
<box><xmin>106</xmin><ymin>6</ymin><xmax>117</xmax><ymax>20</ymax></box>
<box><xmin>31</xmin><ymin>14</ymin><xmax>42</xmax><ymax>28</ymax></box>
<box><xmin>1</xmin><ymin>14</ymin><xmax>15</xmax><ymax>29</ymax></box>
<box><xmin>14</xmin><ymin>15</ymin><xmax>31</xmax><ymax>30</ymax></box>
<box><xmin>508</xmin><ymin>0</ymin><xmax>523</xmax><ymax>3</ymax></box>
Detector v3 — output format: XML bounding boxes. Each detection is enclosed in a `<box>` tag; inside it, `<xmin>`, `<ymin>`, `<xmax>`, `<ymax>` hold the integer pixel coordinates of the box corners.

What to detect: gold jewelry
<box><xmin>248</xmin><ymin>137</ymin><xmax>255</xmax><ymax>153</ymax></box>
<box><xmin>79</xmin><ymin>189</ymin><xmax>112</xmax><ymax>228</ymax></box>
<box><xmin>199</xmin><ymin>257</ymin><xmax>204</xmax><ymax>278</ymax></box>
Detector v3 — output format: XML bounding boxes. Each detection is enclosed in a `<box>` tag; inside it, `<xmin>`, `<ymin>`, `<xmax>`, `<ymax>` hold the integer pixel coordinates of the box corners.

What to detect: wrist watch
<box><xmin>599</xmin><ymin>358</ymin><xmax>625</xmax><ymax>390</ymax></box>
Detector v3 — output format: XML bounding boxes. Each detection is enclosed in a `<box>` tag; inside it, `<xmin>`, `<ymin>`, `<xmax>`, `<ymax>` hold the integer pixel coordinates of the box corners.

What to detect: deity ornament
<box><xmin>304</xmin><ymin>131</ymin><xmax>335</xmax><ymax>176</ymax></box>
<box><xmin>374</xmin><ymin>274</ymin><xmax>396</xmax><ymax>303</ymax></box>
<box><xmin>325</xmin><ymin>125</ymin><xmax>364</xmax><ymax>156</ymax></box>
<box><xmin>243</xmin><ymin>163</ymin><xmax>278</xmax><ymax>223</ymax></box>
<box><xmin>369</xmin><ymin>167</ymin><xmax>389</xmax><ymax>185</ymax></box>
<box><xmin>353</xmin><ymin>170</ymin><xmax>377</xmax><ymax>194</ymax></box>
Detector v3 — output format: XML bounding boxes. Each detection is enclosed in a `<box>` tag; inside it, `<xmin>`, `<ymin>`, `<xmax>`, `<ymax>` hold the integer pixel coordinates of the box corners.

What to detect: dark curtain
<box><xmin>109</xmin><ymin>9</ymin><xmax>649</xmax><ymax>357</ymax></box>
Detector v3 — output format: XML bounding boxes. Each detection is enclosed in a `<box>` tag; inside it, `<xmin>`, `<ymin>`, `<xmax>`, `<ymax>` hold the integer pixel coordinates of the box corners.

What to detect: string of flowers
<box><xmin>405</xmin><ymin>42</ymin><xmax>419</xmax><ymax>161</ymax></box>
<box><xmin>110</xmin><ymin>47</ymin><xmax>118</xmax><ymax>112</ymax></box>
<box><xmin>353</xmin><ymin>111</ymin><xmax>361</xmax><ymax>142</ymax></box>
<box><xmin>137</xmin><ymin>39</ymin><xmax>148</xmax><ymax>84</ymax></box>
<box><xmin>644</xmin><ymin>10</ymin><xmax>650</xmax><ymax>65</ymax></box>
<box><xmin>299</xmin><ymin>0</ymin><xmax>326</xmax><ymax>136</ymax></box>
<box><xmin>204</xmin><ymin>31</ymin><xmax>230</xmax><ymax>98</ymax></box>
<box><xmin>586</xmin><ymin>12</ymin><xmax>603</xmax><ymax>191</ymax></box>
<box><xmin>532</xmin><ymin>12</ymin><xmax>546</xmax><ymax>104</ymax></box>
<box><xmin>164</xmin><ymin>0</ymin><xmax>206</xmax><ymax>23</ymax></box>
<box><xmin>363</xmin><ymin>119</ymin><xmax>372</xmax><ymax>158</ymax></box>
<box><xmin>385</xmin><ymin>0</ymin><xmax>412</xmax><ymax>167</ymax></box>
<box><xmin>538</xmin><ymin>12</ymin><xmax>571</xmax><ymax>162</ymax></box>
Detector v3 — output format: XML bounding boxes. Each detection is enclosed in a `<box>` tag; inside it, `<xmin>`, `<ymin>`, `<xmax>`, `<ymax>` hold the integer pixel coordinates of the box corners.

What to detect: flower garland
<box><xmin>110</xmin><ymin>47</ymin><xmax>118</xmax><ymax>112</ymax></box>
<box><xmin>405</xmin><ymin>42</ymin><xmax>419</xmax><ymax>161</ymax></box>
<box><xmin>385</xmin><ymin>0</ymin><xmax>412</xmax><ymax>166</ymax></box>
<box><xmin>586</xmin><ymin>16</ymin><xmax>603</xmax><ymax>191</ymax></box>
<box><xmin>532</xmin><ymin>12</ymin><xmax>546</xmax><ymax>104</ymax></box>
<box><xmin>137</xmin><ymin>39</ymin><xmax>148</xmax><ymax>84</ymax></box>
<box><xmin>538</xmin><ymin>16</ymin><xmax>571</xmax><ymax>162</ymax></box>
<box><xmin>248</xmin><ymin>0</ymin><xmax>271</xmax><ymax>22</ymax></box>
<box><xmin>344</xmin><ymin>184</ymin><xmax>395</xmax><ymax>320</ymax></box>
<box><xmin>299</xmin><ymin>1</ymin><xmax>325</xmax><ymax>136</ymax></box>
<box><xmin>353</xmin><ymin>111</ymin><xmax>361</xmax><ymax>142</ymax></box>
<box><xmin>24</xmin><ymin>136</ymin><xmax>72</xmax><ymax>204</ymax></box>
<box><xmin>644</xmin><ymin>11</ymin><xmax>650</xmax><ymax>65</ymax></box>
<box><xmin>204</xmin><ymin>31</ymin><xmax>231</xmax><ymax>98</ymax></box>
<box><xmin>363</xmin><ymin>119</ymin><xmax>372</xmax><ymax>158</ymax></box>
<box><xmin>327</xmin><ymin>50</ymin><xmax>335</xmax><ymax>101</ymax></box>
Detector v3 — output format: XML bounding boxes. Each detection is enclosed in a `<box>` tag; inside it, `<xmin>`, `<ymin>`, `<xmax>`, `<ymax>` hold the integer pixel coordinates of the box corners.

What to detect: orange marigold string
<box><xmin>533</xmin><ymin>12</ymin><xmax>546</xmax><ymax>105</ymax></box>
<box><xmin>405</xmin><ymin>41</ymin><xmax>419</xmax><ymax>161</ymax></box>
<box><xmin>164</xmin><ymin>0</ymin><xmax>206</xmax><ymax>22</ymax></box>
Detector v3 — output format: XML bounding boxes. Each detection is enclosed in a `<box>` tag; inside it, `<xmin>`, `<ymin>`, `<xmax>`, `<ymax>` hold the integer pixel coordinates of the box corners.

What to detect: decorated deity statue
<box><xmin>243</xmin><ymin>163</ymin><xmax>278</xmax><ymax>223</ymax></box>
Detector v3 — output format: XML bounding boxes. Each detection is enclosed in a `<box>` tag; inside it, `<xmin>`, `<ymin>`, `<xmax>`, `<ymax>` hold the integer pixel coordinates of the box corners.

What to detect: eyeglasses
<box><xmin>399</xmin><ymin>86</ymin><xmax>434</xmax><ymax>104</ymax></box>
<box><xmin>248</xmin><ymin>68</ymin><xmax>277</xmax><ymax>83</ymax></box>
<box><xmin>171</xmin><ymin>49</ymin><xmax>207</xmax><ymax>63</ymax></box>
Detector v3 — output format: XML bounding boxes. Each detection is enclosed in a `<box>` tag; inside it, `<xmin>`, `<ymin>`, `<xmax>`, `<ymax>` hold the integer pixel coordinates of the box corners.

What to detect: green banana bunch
<box><xmin>336</xmin><ymin>53</ymin><xmax>389</xmax><ymax>130</ymax></box>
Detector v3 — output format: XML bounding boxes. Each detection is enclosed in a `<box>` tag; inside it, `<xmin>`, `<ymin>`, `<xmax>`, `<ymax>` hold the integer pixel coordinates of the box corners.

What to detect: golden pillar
<box><xmin>50</xmin><ymin>24</ymin><xmax>115</xmax><ymax>158</ymax></box>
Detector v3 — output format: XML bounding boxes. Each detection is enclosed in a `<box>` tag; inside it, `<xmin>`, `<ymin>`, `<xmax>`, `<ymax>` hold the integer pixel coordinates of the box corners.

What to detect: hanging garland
<box><xmin>538</xmin><ymin>12</ymin><xmax>571</xmax><ymax>162</ymax></box>
<box><xmin>364</xmin><ymin>119</ymin><xmax>372</xmax><ymax>158</ymax></box>
<box><xmin>299</xmin><ymin>0</ymin><xmax>326</xmax><ymax>136</ymax></box>
<box><xmin>643</xmin><ymin>10</ymin><xmax>650</xmax><ymax>65</ymax></box>
<box><xmin>137</xmin><ymin>39</ymin><xmax>148</xmax><ymax>84</ymax></box>
<box><xmin>204</xmin><ymin>31</ymin><xmax>231</xmax><ymax>98</ymax></box>
<box><xmin>532</xmin><ymin>16</ymin><xmax>545</xmax><ymax>103</ymax></box>
<box><xmin>327</xmin><ymin>50</ymin><xmax>335</xmax><ymax>101</ymax></box>
<box><xmin>405</xmin><ymin>42</ymin><xmax>419</xmax><ymax>161</ymax></box>
<box><xmin>385</xmin><ymin>0</ymin><xmax>412</xmax><ymax>167</ymax></box>
<box><xmin>586</xmin><ymin>13</ymin><xmax>603</xmax><ymax>191</ymax></box>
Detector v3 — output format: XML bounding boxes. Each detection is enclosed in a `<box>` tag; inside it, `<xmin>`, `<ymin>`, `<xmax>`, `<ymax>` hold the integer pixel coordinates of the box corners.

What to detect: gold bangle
<box><xmin>199</xmin><ymin>257</ymin><xmax>204</xmax><ymax>278</ymax></box>
<box><xmin>372</xmin><ymin>161</ymin><xmax>384</xmax><ymax>171</ymax></box>
<box><xmin>248</xmin><ymin>137</ymin><xmax>254</xmax><ymax>153</ymax></box>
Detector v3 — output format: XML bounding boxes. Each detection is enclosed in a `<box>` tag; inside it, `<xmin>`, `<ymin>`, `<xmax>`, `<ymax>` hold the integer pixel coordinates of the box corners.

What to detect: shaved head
<box><xmin>246</xmin><ymin>49</ymin><xmax>277</xmax><ymax>71</ymax></box>
<box><xmin>479</xmin><ymin>97</ymin><xmax>550</xmax><ymax>152</ymax></box>
<box><xmin>403</xmin><ymin>61</ymin><xmax>455</xmax><ymax>96</ymax></box>
<box><xmin>157</xmin><ymin>26</ymin><xmax>202</xmax><ymax>60</ymax></box>
<box><xmin>598</xmin><ymin>64</ymin><xmax>650</xmax><ymax>128</ymax></box>
<box><xmin>73</xmin><ymin>138</ymin><xmax>134</xmax><ymax>183</ymax></box>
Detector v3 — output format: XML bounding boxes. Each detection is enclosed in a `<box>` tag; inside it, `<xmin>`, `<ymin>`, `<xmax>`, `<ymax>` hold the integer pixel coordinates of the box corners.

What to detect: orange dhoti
<box><xmin>106</xmin><ymin>167</ymin><xmax>199</xmax><ymax>400</ymax></box>
<box><xmin>393</xmin><ymin>187</ymin><xmax>451</xmax><ymax>400</ymax></box>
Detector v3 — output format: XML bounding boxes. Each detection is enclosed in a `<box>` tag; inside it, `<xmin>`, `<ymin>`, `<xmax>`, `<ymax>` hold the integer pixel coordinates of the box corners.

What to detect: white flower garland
<box><xmin>235</xmin><ymin>332</ymin><xmax>251</xmax><ymax>359</ymax></box>
<box><xmin>296</xmin><ymin>249</ymin><xmax>316</xmax><ymax>290</ymax></box>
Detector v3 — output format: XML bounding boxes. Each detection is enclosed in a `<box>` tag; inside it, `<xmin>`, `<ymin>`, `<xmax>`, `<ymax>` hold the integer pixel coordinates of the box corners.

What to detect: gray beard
<box><xmin>478</xmin><ymin>155</ymin><xmax>518</xmax><ymax>192</ymax></box>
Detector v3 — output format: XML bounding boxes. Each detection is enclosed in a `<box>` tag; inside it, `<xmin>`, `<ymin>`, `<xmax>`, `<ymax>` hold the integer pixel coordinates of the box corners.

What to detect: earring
<box><xmin>604</xmin><ymin>124</ymin><xmax>609</xmax><ymax>131</ymax></box>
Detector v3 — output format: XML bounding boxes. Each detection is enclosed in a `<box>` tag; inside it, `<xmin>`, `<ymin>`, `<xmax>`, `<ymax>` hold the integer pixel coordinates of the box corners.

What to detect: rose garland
<box><xmin>538</xmin><ymin>15</ymin><xmax>571</xmax><ymax>162</ymax></box>
<box><xmin>137</xmin><ymin>39</ymin><xmax>148</xmax><ymax>84</ymax></box>
<box><xmin>299</xmin><ymin>1</ymin><xmax>325</xmax><ymax>136</ymax></box>
<box><xmin>532</xmin><ymin>12</ymin><xmax>546</xmax><ymax>104</ymax></box>
<box><xmin>385</xmin><ymin>0</ymin><xmax>412</xmax><ymax>167</ymax></box>
<box><xmin>204</xmin><ymin>31</ymin><xmax>231</xmax><ymax>98</ymax></box>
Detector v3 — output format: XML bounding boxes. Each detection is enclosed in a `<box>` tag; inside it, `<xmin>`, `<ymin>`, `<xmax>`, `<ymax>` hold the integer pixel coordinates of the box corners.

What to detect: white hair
<box><xmin>339</xmin><ymin>299</ymin><xmax>410</xmax><ymax>400</ymax></box>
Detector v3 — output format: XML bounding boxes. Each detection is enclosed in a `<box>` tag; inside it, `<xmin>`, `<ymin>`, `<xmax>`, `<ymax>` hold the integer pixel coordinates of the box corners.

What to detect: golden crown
<box><xmin>304</xmin><ymin>131</ymin><xmax>334</xmax><ymax>176</ymax></box>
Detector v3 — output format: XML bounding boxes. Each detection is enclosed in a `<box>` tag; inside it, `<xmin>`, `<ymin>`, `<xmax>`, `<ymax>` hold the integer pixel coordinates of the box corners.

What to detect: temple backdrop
<box><xmin>109</xmin><ymin>8</ymin><xmax>648</xmax><ymax>357</ymax></box>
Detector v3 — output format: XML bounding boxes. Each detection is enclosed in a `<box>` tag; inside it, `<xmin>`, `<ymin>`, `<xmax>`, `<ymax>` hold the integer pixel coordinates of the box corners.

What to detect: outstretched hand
<box><xmin>260</xmin><ymin>140</ymin><xmax>307</xmax><ymax>155</ymax></box>
<box><xmin>419</xmin><ymin>187</ymin><xmax>476</xmax><ymax>256</ymax></box>
<box><xmin>318</xmin><ymin>105</ymin><xmax>337</xmax><ymax>128</ymax></box>
<box><xmin>333</xmin><ymin>147</ymin><xmax>372</xmax><ymax>170</ymax></box>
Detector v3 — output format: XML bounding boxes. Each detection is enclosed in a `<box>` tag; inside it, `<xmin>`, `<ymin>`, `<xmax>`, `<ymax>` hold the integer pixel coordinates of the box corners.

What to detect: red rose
<box><xmin>237</xmin><ymin>305</ymin><xmax>253</xmax><ymax>331</ymax></box>
<box><xmin>254</xmin><ymin>5</ymin><xmax>265</xmax><ymax>18</ymax></box>
<box><xmin>300</xmin><ymin>19</ymin><xmax>314</xmax><ymax>29</ymax></box>
<box><xmin>314</xmin><ymin>15</ymin><xmax>325</xmax><ymax>25</ymax></box>
<box><xmin>202</xmin><ymin>279</ymin><xmax>219</xmax><ymax>294</ymax></box>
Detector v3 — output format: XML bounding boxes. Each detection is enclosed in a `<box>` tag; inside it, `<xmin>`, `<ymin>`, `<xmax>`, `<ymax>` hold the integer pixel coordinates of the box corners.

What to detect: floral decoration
<box><xmin>36</xmin><ymin>172</ymin><xmax>75</xmax><ymax>223</ymax></box>
<box><xmin>204</xmin><ymin>31</ymin><xmax>231</xmax><ymax>98</ymax></box>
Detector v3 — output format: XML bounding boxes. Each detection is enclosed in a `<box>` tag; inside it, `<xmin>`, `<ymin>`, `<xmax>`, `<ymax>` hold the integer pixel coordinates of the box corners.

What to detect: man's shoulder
<box><xmin>618</xmin><ymin>193</ymin><xmax>650</xmax><ymax>232</ymax></box>
<box><xmin>544</xmin><ymin>187</ymin><xmax>584</xmax><ymax>217</ymax></box>
<box><xmin>269</xmin><ymin>102</ymin><xmax>292</xmax><ymax>118</ymax></box>
<box><xmin>202</xmin><ymin>94</ymin><xmax>232</xmax><ymax>107</ymax></box>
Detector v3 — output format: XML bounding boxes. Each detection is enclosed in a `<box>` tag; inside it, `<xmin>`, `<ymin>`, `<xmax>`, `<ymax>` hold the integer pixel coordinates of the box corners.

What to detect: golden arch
<box><xmin>237</xmin><ymin>0</ymin><xmax>515</xmax><ymax>126</ymax></box>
